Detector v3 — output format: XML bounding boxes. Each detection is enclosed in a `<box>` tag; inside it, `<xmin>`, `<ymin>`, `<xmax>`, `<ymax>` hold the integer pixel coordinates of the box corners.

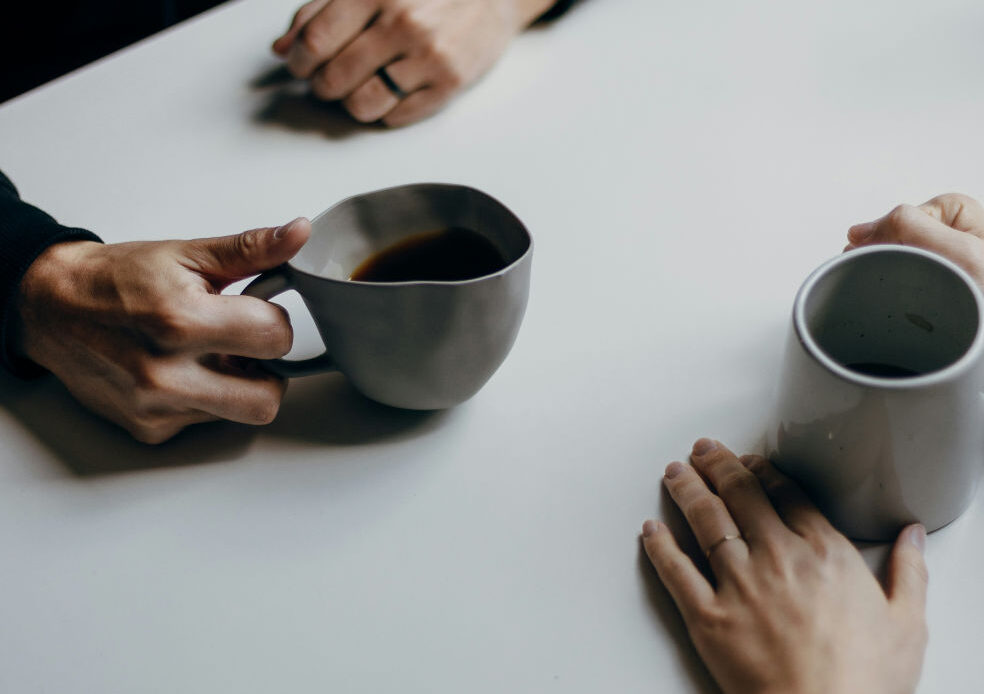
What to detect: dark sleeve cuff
<box><xmin>538</xmin><ymin>0</ymin><xmax>580</xmax><ymax>21</ymax></box>
<box><xmin>0</xmin><ymin>170</ymin><xmax>102</xmax><ymax>378</ymax></box>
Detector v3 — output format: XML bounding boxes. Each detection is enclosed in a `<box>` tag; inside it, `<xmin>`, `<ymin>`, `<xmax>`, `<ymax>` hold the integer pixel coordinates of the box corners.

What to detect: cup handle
<box><xmin>241</xmin><ymin>266</ymin><xmax>337</xmax><ymax>377</ymax></box>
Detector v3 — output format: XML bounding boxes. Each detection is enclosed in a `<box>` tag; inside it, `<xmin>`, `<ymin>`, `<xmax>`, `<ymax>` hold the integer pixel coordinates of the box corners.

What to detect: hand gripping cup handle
<box><xmin>242</xmin><ymin>266</ymin><xmax>336</xmax><ymax>377</ymax></box>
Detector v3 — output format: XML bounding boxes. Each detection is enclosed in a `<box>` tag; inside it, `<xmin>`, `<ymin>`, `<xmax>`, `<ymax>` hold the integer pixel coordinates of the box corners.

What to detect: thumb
<box><xmin>181</xmin><ymin>217</ymin><xmax>311</xmax><ymax>284</ymax></box>
<box><xmin>886</xmin><ymin>523</ymin><xmax>928</xmax><ymax>614</ymax></box>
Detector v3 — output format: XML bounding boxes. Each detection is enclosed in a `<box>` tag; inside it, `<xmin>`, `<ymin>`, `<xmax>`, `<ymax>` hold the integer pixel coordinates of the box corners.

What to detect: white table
<box><xmin>1</xmin><ymin>1</ymin><xmax>982</xmax><ymax>691</ymax></box>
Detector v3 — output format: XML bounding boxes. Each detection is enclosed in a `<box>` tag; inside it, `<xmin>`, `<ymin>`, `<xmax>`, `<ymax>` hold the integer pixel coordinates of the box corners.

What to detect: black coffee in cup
<box><xmin>845</xmin><ymin>362</ymin><xmax>923</xmax><ymax>378</ymax></box>
<box><xmin>350</xmin><ymin>227</ymin><xmax>507</xmax><ymax>283</ymax></box>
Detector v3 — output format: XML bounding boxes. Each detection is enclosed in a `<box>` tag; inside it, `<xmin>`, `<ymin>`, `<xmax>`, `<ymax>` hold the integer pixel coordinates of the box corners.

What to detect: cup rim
<box><xmin>289</xmin><ymin>182</ymin><xmax>533</xmax><ymax>287</ymax></box>
<box><xmin>792</xmin><ymin>244</ymin><xmax>984</xmax><ymax>389</ymax></box>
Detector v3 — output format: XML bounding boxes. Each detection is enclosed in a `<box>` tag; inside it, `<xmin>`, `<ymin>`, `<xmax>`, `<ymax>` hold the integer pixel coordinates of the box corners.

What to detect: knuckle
<box><xmin>132</xmin><ymin>427</ymin><xmax>170</xmax><ymax>445</ymax></box>
<box><xmin>689</xmin><ymin>494</ymin><xmax>725</xmax><ymax>520</ymax></box>
<box><xmin>717</xmin><ymin>469</ymin><xmax>759</xmax><ymax>497</ymax></box>
<box><xmin>143</xmin><ymin>306</ymin><xmax>198</xmax><ymax>349</ymax></box>
<box><xmin>247</xmin><ymin>390</ymin><xmax>283</xmax><ymax>425</ymax></box>
<box><xmin>234</xmin><ymin>228</ymin><xmax>264</xmax><ymax>261</ymax></box>
<box><xmin>886</xmin><ymin>203</ymin><xmax>917</xmax><ymax>230</ymax></box>
<box><xmin>249</xmin><ymin>304</ymin><xmax>293</xmax><ymax>357</ymax></box>
<box><xmin>690</xmin><ymin>601</ymin><xmax>730</xmax><ymax>632</ymax></box>
<box><xmin>759</xmin><ymin>472</ymin><xmax>790</xmax><ymax>498</ymax></box>
<box><xmin>130</xmin><ymin>360</ymin><xmax>168</xmax><ymax>400</ymax></box>
<box><xmin>312</xmin><ymin>66</ymin><xmax>344</xmax><ymax>100</ymax></box>
<box><xmin>293</xmin><ymin>0</ymin><xmax>320</xmax><ymax>27</ymax></box>
<box><xmin>128</xmin><ymin>416</ymin><xmax>175</xmax><ymax>445</ymax></box>
<box><xmin>298</xmin><ymin>22</ymin><xmax>329</xmax><ymax>57</ymax></box>
<box><xmin>391</xmin><ymin>6</ymin><xmax>430</xmax><ymax>41</ymax></box>
<box><xmin>344</xmin><ymin>93</ymin><xmax>380</xmax><ymax>123</ymax></box>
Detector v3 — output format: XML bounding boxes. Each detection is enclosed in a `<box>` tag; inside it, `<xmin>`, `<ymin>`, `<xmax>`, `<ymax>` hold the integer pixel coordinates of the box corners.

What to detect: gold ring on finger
<box><xmin>705</xmin><ymin>533</ymin><xmax>743</xmax><ymax>558</ymax></box>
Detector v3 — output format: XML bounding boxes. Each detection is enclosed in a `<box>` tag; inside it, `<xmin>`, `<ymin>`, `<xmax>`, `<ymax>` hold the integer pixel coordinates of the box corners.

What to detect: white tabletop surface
<box><xmin>2</xmin><ymin>0</ymin><xmax>983</xmax><ymax>691</ymax></box>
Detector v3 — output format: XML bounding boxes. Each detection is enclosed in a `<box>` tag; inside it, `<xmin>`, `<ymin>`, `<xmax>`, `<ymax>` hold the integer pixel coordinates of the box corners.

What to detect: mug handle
<box><xmin>241</xmin><ymin>266</ymin><xmax>337</xmax><ymax>377</ymax></box>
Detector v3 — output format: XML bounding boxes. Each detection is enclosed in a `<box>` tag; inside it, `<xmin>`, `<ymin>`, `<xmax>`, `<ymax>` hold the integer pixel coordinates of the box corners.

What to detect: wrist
<box><xmin>14</xmin><ymin>240</ymin><xmax>102</xmax><ymax>369</ymax></box>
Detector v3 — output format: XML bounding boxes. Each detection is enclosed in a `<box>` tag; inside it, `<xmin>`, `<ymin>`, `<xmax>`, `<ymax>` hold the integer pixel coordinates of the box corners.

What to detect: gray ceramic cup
<box><xmin>767</xmin><ymin>245</ymin><xmax>984</xmax><ymax>540</ymax></box>
<box><xmin>242</xmin><ymin>183</ymin><xmax>532</xmax><ymax>410</ymax></box>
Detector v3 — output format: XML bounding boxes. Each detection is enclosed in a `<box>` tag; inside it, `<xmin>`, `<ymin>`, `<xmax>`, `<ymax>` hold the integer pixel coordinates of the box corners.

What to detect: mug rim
<box><xmin>289</xmin><ymin>182</ymin><xmax>533</xmax><ymax>287</ymax></box>
<box><xmin>792</xmin><ymin>244</ymin><xmax>984</xmax><ymax>389</ymax></box>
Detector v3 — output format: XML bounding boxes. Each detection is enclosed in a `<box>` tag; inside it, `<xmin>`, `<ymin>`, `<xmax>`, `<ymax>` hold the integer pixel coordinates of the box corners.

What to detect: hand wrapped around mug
<box><xmin>13</xmin><ymin>219</ymin><xmax>311</xmax><ymax>444</ymax></box>
<box><xmin>846</xmin><ymin>193</ymin><xmax>984</xmax><ymax>288</ymax></box>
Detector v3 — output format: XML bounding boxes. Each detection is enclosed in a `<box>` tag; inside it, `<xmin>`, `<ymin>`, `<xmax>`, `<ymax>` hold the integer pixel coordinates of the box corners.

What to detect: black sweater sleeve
<box><xmin>0</xmin><ymin>170</ymin><xmax>102</xmax><ymax>377</ymax></box>
<box><xmin>539</xmin><ymin>0</ymin><xmax>581</xmax><ymax>21</ymax></box>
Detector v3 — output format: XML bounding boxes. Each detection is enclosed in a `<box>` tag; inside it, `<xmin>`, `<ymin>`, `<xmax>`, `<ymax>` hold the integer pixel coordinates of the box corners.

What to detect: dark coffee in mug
<box><xmin>845</xmin><ymin>362</ymin><xmax>924</xmax><ymax>378</ymax></box>
<box><xmin>350</xmin><ymin>227</ymin><xmax>507</xmax><ymax>283</ymax></box>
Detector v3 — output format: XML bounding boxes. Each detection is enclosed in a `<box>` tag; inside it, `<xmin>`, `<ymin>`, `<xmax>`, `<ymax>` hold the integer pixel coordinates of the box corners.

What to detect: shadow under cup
<box><xmin>244</xmin><ymin>184</ymin><xmax>532</xmax><ymax>410</ymax></box>
<box><xmin>768</xmin><ymin>246</ymin><xmax>984</xmax><ymax>540</ymax></box>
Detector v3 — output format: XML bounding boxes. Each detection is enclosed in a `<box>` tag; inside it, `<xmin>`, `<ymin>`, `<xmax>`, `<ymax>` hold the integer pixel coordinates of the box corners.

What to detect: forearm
<box><xmin>0</xmin><ymin>170</ymin><xmax>102</xmax><ymax>377</ymax></box>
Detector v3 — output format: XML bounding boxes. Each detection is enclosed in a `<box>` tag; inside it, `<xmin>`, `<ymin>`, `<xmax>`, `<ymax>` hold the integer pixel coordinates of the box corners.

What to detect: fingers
<box><xmin>918</xmin><ymin>193</ymin><xmax>984</xmax><ymax>237</ymax></box>
<box><xmin>310</xmin><ymin>24</ymin><xmax>401</xmax><ymax>102</ymax></box>
<box><xmin>847</xmin><ymin>204</ymin><xmax>977</xmax><ymax>257</ymax></box>
<box><xmin>181</xmin><ymin>218</ymin><xmax>311</xmax><ymax>283</ymax></box>
<box><xmin>343</xmin><ymin>74</ymin><xmax>403</xmax><ymax>122</ymax></box>
<box><xmin>662</xmin><ymin>461</ymin><xmax>748</xmax><ymax>569</ymax></box>
<box><xmin>343</xmin><ymin>57</ymin><xmax>429</xmax><ymax>123</ymax></box>
<box><xmin>886</xmin><ymin>524</ymin><xmax>929</xmax><ymax>618</ymax></box>
<box><xmin>150</xmin><ymin>359</ymin><xmax>288</xmax><ymax>426</ymax></box>
<box><xmin>286</xmin><ymin>0</ymin><xmax>378</xmax><ymax>79</ymax></box>
<box><xmin>273</xmin><ymin>0</ymin><xmax>331</xmax><ymax>56</ymax></box>
<box><xmin>642</xmin><ymin>520</ymin><xmax>716</xmax><ymax>624</ymax></box>
<box><xmin>739</xmin><ymin>455</ymin><xmax>840</xmax><ymax>542</ymax></box>
<box><xmin>126</xmin><ymin>410</ymin><xmax>219</xmax><ymax>445</ymax></box>
<box><xmin>382</xmin><ymin>87</ymin><xmax>449</xmax><ymax>127</ymax></box>
<box><xmin>688</xmin><ymin>439</ymin><xmax>787</xmax><ymax>547</ymax></box>
<box><xmin>190</xmin><ymin>295</ymin><xmax>294</xmax><ymax>359</ymax></box>
<box><xmin>378</xmin><ymin>53</ymin><xmax>461</xmax><ymax>127</ymax></box>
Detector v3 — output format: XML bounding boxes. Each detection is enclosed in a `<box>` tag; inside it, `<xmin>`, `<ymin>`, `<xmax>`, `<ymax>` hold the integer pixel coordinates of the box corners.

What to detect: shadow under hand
<box><xmin>636</xmin><ymin>483</ymin><xmax>722</xmax><ymax>694</ymax></box>
<box><xmin>263</xmin><ymin>372</ymin><xmax>450</xmax><ymax>446</ymax></box>
<box><xmin>250</xmin><ymin>64</ymin><xmax>371</xmax><ymax>140</ymax></box>
<box><xmin>0</xmin><ymin>371</ymin><xmax>255</xmax><ymax>477</ymax></box>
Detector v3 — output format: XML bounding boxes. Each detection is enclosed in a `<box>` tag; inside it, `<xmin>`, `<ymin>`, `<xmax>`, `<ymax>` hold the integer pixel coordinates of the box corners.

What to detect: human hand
<box><xmin>846</xmin><ymin>193</ymin><xmax>984</xmax><ymax>288</ymax></box>
<box><xmin>12</xmin><ymin>219</ymin><xmax>312</xmax><ymax>444</ymax></box>
<box><xmin>272</xmin><ymin>0</ymin><xmax>554</xmax><ymax>126</ymax></box>
<box><xmin>642</xmin><ymin>439</ymin><xmax>928</xmax><ymax>694</ymax></box>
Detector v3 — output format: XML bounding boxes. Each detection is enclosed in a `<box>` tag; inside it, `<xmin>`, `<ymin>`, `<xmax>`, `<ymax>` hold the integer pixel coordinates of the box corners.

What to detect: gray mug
<box><xmin>767</xmin><ymin>245</ymin><xmax>984</xmax><ymax>540</ymax></box>
<box><xmin>243</xmin><ymin>183</ymin><xmax>532</xmax><ymax>410</ymax></box>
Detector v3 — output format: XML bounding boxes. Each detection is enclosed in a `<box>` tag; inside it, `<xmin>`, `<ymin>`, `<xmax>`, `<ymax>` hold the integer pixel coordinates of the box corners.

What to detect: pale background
<box><xmin>1</xmin><ymin>0</ymin><xmax>983</xmax><ymax>691</ymax></box>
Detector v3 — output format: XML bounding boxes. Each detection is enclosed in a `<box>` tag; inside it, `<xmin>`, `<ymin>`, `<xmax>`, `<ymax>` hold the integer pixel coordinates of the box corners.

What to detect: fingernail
<box><xmin>642</xmin><ymin>519</ymin><xmax>659</xmax><ymax>538</ymax></box>
<box><xmin>848</xmin><ymin>221</ymin><xmax>875</xmax><ymax>243</ymax></box>
<box><xmin>692</xmin><ymin>438</ymin><xmax>718</xmax><ymax>457</ymax></box>
<box><xmin>274</xmin><ymin>217</ymin><xmax>303</xmax><ymax>240</ymax></box>
<box><xmin>906</xmin><ymin>523</ymin><xmax>926</xmax><ymax>553</ymax></box>
<box><xmin>664</xmin><ymin>461</ymin><xmax>685</xmax><ymax>479</ymax></box>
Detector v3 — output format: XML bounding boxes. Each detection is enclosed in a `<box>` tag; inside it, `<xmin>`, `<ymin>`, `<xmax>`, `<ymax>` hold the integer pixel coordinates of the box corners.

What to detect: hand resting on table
<box><xmin>643</xmin><ymin>439</ymin><xmax>928</xmax><ymax>694</ymax></box>
<box><xmin>272</xmin><ymin>0</ymin><xmax>558</xmax><ymax>126</ymax></box>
